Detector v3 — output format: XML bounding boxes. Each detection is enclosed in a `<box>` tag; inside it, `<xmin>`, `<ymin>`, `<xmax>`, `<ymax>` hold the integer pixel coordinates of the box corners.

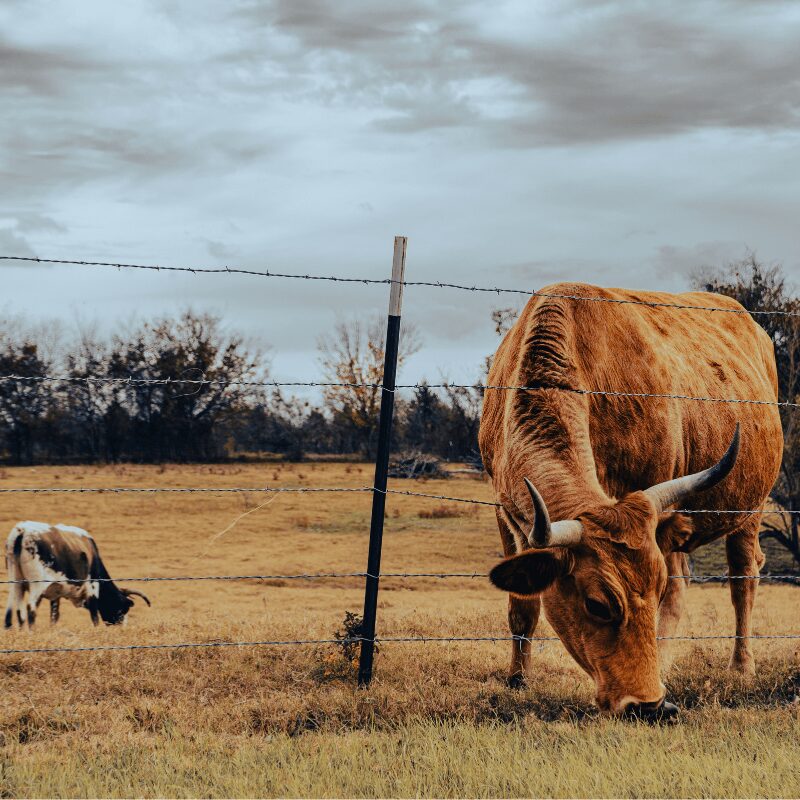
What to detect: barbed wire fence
<box><xmin>0</xmin><ymin>244</ymin><xmax>798</xmax><ymax>668</ymax></box>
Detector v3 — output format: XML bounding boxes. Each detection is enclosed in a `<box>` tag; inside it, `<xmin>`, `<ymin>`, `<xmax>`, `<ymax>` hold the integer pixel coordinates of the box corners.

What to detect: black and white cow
<box><xmin>5</xmin><ymin>522</ymin><xmax>150</xmax><ymax>627</ymax></box>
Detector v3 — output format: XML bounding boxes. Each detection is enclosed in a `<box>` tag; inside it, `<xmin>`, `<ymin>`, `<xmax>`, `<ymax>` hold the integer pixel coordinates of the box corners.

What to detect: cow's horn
<box><xmin>644</xmin><ymin>423</ymin><xmax>741</xmax><ymax>514</ymax></box>
<box><xmin>122</xmin><ymin>588</ymin><xmax>151</xmax><ymax>607</ymax></box>
<box><xmin>524</xmin><ymin>478</ymin><xmax>583</xmax><ymax>548</ymax></box>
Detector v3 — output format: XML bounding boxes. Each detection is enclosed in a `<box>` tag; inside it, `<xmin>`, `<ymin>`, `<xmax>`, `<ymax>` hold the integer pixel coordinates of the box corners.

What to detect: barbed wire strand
<box><xmin>400</xmin><ymin>383</ymin><xmax>800</xmax><ymax>409</ymax></box>
<box><xmin>0</xmin><ymin>572</ymin><xmax>796</xmax><ymax>586</ymax></box>
<box><xmin>0</xmin><ymin>375</ymin><xmax>379</xmax><ymax>390</ymax></box>
<box><xmin>378</xmin><ymin>486</ymin><xmax>800</xmax><ymax>515</ymax></box>
<box><xmin>2</xmin><ymin>255</ymin><xmax>798</xmax><ymax>319</ymax></box>
<box><xmin>1</xmin><ymin>632</ymin><xmax>799</xmax><ymax>656</ymax></box>
<box><xmin>0</xmin><ymin>374</ymin><xmax>793</xmax><ymax>410</ymax></box>
<box><xmin>0</xmin><ymin>483</ymin><xmax>797</xmax><ymax>521</ymax></box>
<box><xmin>0</xmin><ymin>486</ymin><xmax>373</xmax><ymax>495</ymax></box>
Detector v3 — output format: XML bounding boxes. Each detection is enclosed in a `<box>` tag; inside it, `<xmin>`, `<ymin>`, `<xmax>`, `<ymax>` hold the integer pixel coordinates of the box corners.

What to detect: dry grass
<box><xmin>2</xmin><ymin>712</ymin><xmax>800</xmax><ymax>798</ymax></box>
<box><xmin>418</xmin><ymin>503</ymin><xmax>478</xmax><ymax>519</ymax></box>
<box><xmin>0</xmin><ymin>462</ymin><xmax>798</xmax><ymax>797</ymax></box>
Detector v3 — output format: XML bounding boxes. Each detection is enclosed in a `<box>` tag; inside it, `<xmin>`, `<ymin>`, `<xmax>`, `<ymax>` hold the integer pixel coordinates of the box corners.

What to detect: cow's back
<box><xmin>8</xmin><ymin>522</ymin><xmax>95</xmax><ymax>580</ymax></box>
<box><xmin>480</xmin><ymin>283</ymin><xmax>782</xmax><ymax>540</ymax></box>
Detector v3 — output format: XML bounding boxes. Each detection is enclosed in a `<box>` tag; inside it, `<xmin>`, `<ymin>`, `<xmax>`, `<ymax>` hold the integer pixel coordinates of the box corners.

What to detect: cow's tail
<box><xmin>4</xmin><ymin>532</ymin><xmax>26</xmax><ymax>629</ymax></box>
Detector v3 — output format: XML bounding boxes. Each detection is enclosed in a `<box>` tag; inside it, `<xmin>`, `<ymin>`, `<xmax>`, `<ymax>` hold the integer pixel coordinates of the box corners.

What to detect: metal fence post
<box><xmin>357</xmin><ymin>235</ymin><xmax>407</xmax><ymax>686</ymax></box>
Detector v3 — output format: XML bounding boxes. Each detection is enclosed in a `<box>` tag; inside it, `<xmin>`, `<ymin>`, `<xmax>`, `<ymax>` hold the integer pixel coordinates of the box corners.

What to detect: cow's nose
<box><xmin>624</xmin><ymin>699</ymin><xmax>679</xmax><ymax>724</ymax></box>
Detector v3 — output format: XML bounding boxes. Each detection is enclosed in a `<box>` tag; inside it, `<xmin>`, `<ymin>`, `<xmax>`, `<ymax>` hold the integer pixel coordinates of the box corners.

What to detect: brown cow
<box><xmin>479</xmin><ymin>283</ymin><xmax>782</xmax><ymax>721</ymax></box>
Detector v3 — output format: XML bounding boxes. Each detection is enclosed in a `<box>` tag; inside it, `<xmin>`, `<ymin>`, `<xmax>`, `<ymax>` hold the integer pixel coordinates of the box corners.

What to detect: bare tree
<box><xmin>491</xmin><ymin>307</ymin><xmax>519</xmax><ymax>336</ymax></box>
<box><xmin>318</xmin><ymin>315</ymin><xmax>420</xmax><ymax>458</ymax></box>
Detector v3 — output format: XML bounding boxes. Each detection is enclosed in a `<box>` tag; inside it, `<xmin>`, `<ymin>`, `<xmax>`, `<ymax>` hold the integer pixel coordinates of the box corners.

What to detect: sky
<box><xmin>2</xmin><ymin>0</ymin><xmax>800</xmax><ymax>389</ymax></box>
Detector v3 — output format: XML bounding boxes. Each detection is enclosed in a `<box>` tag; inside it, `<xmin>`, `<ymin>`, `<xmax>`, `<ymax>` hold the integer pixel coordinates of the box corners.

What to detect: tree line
<box><xmin>0</xmin><ymin>311</ymin><xmax>481</xmax><ymax>466</ymax></box>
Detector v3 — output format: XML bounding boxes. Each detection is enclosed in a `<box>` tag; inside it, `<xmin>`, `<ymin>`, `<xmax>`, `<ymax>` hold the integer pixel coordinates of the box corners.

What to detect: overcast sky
<box><xmin>2</xmin><ymin>0</ymin><xmax>799</xmax><ymax>387</ymax></box>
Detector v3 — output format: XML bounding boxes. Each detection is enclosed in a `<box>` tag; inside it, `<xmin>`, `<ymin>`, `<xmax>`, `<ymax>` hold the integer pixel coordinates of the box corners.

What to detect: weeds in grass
<box><xmin>334</xmin><ymin>611</ymin><xmax>369</xmax><ymax>665</ymax></box>
<box><xmin>126</xmin><ymin>700</ymin><xmax>174</xmax><ymax>734</ymax></box>
<box><xmin>310</xmin><ymin>611</ymin><xmax>371</xmax><ymax>685</ymax></box>
<box><xmin>0</xmin><ymin>707</ymin><xmax>80</xmax><ymax>745</ymax></box>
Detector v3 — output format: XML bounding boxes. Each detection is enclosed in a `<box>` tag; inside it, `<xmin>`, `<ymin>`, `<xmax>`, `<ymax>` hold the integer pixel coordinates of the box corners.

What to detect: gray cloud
<box><xmin>652</xmin><ymin>242</ymin><xmax>752</xmax><ymax>281</ymax></box>
<box><xmin>0</xmin><ymin>38</ymin><xmax>101</xmax><ymax>96</ymax></box>
<box><xmin>232</xmin><ymin>0</ymin><xmax>800</xmax><ymax>145</ymax></box>
<box><xmin>204</xmin><ymin>238</ymin><xmax>239</xmax><ymax>260</ymax></box>
<box><xmin>0</xmin><ymin>211</ymin><xmax>66</xmax><ymax>263</ymax></box>
<box><xmin>0</xmin><ymin>227</ymin><xmax>36</xmax><ymax>259</ymax></box>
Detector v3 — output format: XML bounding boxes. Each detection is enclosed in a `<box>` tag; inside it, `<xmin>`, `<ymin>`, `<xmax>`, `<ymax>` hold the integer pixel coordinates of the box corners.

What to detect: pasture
<box><xmin>0</xmin><ymin>462</ymin><xmax>798</xmax><ymax>798</ymax></box>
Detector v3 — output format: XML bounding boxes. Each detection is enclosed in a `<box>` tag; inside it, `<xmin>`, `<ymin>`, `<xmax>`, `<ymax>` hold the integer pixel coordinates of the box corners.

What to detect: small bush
<box><xmin>388</xmin><ymin>452</ymin><xmax>450</xmax><ymax>479</ymax></box>
<box><xmin>311</xmin><ymin>611</ymin><xmax>376</xmax><ymax>685</ymax></box>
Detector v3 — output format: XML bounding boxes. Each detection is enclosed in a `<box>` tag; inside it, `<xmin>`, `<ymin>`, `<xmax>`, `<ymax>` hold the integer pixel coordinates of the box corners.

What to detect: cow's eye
<box><xmin>585</xmin><ymin>597</ymin><xmax>614</xmax><ymax>622</ymax></box>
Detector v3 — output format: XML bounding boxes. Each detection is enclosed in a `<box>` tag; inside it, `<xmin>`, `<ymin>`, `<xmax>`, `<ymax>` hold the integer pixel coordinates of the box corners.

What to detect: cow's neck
<box><xmin>506</xmin><ymin>422</ymin><xmax>611</xmax><ymax>523</ymax></box>
<box><xmin>527</xmin><ymin>453</ymin><xmax>610</xmax><ymax>521</ymax></box>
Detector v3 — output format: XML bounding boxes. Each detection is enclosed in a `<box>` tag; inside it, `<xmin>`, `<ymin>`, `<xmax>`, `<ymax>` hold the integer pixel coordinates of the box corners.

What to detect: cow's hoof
<box><xmin>506</xmin><ymin>673</ymin><xmax>526</xmax><ymax>689</ymax></box>
<box><xmin>728</xmin><ymin>657</ymin><xmax>756</xmax><ymax>677</ymax></box>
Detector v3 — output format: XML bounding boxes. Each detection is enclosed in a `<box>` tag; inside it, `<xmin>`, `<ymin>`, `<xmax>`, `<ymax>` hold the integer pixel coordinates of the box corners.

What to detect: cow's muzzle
<box><xmin>623</xmin><ymin>698</ymin><xmax>679</xmax><ymax>724</ymax></box>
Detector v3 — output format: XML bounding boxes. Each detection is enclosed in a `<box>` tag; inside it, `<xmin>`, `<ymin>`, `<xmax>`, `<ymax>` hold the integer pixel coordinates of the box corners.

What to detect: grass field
<box><xmin>0</xmin><ymin>463</ymin><xmax>798</xmax><ymax>798</ymax></box>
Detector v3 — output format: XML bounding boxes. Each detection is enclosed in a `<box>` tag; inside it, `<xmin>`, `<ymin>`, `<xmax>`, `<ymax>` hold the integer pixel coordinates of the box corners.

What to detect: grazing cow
<box><xmin>5</xmin><ymin>522</ymin><xmax>150</xmax><ymax>627</ymax></box>
<box><xmin>480</xmin><ymin>283</ymin><xmax>782</xmax><ymax>721</ymax></box>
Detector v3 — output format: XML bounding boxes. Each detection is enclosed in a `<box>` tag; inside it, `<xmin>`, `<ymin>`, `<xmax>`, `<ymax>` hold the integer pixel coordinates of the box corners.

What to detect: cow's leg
<box><xmin>5</xmin><ymin>556</ymin><xmax>25</xmax><ymax>629</ymax></box>
<box><xmin>725</xmin><ymin>520</ymin><xmax>763</xmax><ymax>675</ymax></box>
<box><xmin>26</xmin><ymin>584</ymin><xmax>47</xmax><ymax>628</ymax></box>
<box><xmin>50</xmin><ymin>598</ymin><xmax>60</xmax><ymax>625</ymax></box>
<box><xmin>507</xmin><ymin>594</ymin><xmax>540</xmax><ymax>688</ymax></box>
<box><xmin>86</xmin><ymin>597</ymin><xmax>100</xmax><ymax>626</ymax></box>
<box><xmin>496</xmin><ymin>509</ymin><xmax>540</xmax><ymax>688</ymax></box>
<box><xmin>4</xmin><ymin>583</ymin><xmax>18</xmax><ymax>630</ymax></box>
<box><xmin>657</xmin><ymin>552</ymin><xmax>689</xmax><ymax>668</ymax></box>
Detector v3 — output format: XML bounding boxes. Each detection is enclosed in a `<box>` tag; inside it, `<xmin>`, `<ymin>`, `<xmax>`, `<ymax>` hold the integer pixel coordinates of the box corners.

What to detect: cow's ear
<box><xmin>655</xmin><ymin>512</ymin><xmax>694</xmax><ymax>554</ymax></box>
<box><xmin>489</xmin><ymin>549</ymin><xmax>572</xmax><ymax>595</ymax></box>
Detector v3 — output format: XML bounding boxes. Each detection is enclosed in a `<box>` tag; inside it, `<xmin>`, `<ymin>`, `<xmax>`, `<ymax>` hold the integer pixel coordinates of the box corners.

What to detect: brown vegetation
<box><xmin>0</xmin><ymin>463</ymin><xmax>798</xmax><ymax>796</ymax></box>
<box><xmin>418</xmin><ymin>504</ymin><xmax>478</xmax><ymax>519</ymax></box>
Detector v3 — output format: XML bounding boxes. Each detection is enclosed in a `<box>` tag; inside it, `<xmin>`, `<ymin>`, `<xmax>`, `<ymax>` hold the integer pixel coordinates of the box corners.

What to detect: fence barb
<box><xmin>2</xmin><ymin>632</ymin><xmax>799</xmax><ymax>656</ymax></box>
<box><xmin>0</xmin><ymin>572</ymin><xmax>797</xmax><ymax>586</ymax></box>
<box><xmin>3</xmin><ymin>255</ymin><xmax>799</xmax><ymax>319</ymax></box>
